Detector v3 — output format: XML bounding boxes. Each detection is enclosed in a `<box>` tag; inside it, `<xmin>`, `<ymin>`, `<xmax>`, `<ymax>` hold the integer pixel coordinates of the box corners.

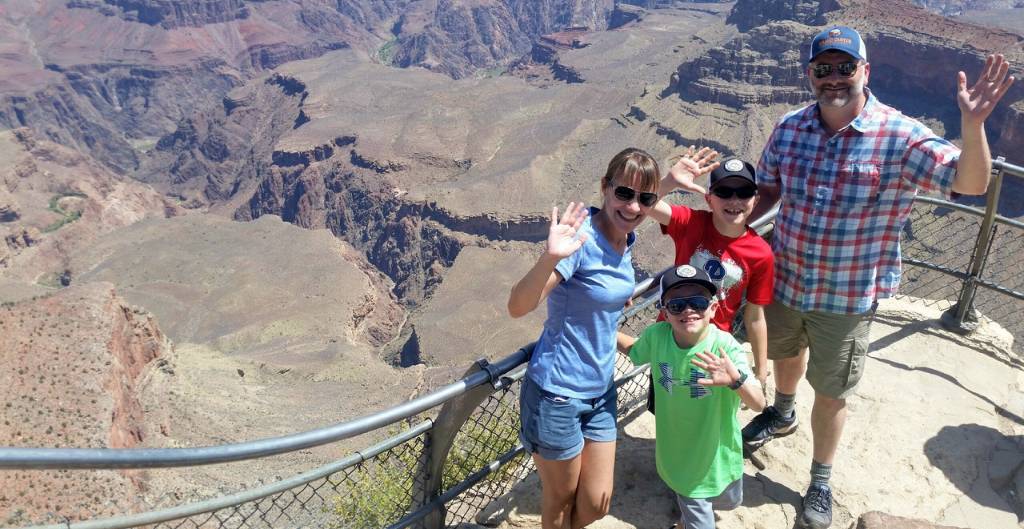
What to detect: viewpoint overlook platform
<box><xmin>465</xmin><ymin>297</ymin><xmax>1023</xmax><ymax>529</ymax></box>
<box><xmin>2</xmin><ymin>164</ymin><xmax>1023</xmax><ymax>529</ymax></box>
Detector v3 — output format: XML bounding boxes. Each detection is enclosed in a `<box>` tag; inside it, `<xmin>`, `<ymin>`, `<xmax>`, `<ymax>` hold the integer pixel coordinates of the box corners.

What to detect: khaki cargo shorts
<box><xmin>764</xmin><ymin>301</ymin><xmax>877</xmax><ymax>399</ymax></box>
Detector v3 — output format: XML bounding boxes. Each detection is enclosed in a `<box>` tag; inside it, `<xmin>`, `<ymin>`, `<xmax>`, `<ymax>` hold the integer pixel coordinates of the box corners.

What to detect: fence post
<box><xmin>940</xmin><ymin>157</ymin><xmax>1005</xmax><ymax>334</ymax></box>
<box><xmin>412</xmin><ymin>345</ymin><xmax>533</xmax><ymax>529</ymax></box>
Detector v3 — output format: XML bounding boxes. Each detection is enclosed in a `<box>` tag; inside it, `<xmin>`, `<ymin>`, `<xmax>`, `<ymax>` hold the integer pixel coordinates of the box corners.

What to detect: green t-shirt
<box><xmin>628</xmin><ymin>322</ymin><xmax>751</xmax><ymax>498</ymax></box>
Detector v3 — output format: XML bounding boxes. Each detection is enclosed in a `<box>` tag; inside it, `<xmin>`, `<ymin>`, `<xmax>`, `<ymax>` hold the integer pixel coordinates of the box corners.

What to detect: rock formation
<box><xmin>0</xmin><ymin>128</ymin><xmax>172</xmax><ymax>290</ymax></box>
<box><xmin>912</xmin><ymin>0</ymin><xmax>1023</xmax><ymax>16</ymax></box>
<box><xmin>67</xmin><ymin>0</ymin><xmax>250</xmax><ymax>28</ymax></box>
<box><xmin>649</xmin><ymin>0</ymin><xmax>1024</xmax><ymax>161</ymax></box>
<box><xmin>0</xmin><ymin>283</ymin><xmax>172</xmax><ymax>524</ymax></box>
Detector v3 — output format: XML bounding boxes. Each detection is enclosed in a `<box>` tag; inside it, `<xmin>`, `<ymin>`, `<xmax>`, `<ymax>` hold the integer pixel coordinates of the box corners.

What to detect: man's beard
<box><xmin>811</xmin><ymin>75</ymin><xmax>866</xmax><ymax>109</ymax></box>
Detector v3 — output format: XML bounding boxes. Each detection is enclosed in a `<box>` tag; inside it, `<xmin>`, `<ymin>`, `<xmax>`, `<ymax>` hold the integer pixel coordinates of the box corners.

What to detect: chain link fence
<box><xmin>969</xmin><ymin>219</ymin><xmax>1024</xmax><ymax>361</ymax></box>
<box><xmin>900</xmin><ymin>200</ymin><xmax>979</xmax><ymax>306</ymax></box>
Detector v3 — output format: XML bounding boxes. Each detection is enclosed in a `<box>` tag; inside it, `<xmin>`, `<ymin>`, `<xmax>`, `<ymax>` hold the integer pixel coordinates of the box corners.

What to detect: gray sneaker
<box><xmin>741</xmin><ymin>405</ymin><xmax>798</xmax><ymax>447</ymax></box>
<box><xmin>799</xmin><ymin>483</ymin><xmax>833</xmax><ymax>529</ymax></box>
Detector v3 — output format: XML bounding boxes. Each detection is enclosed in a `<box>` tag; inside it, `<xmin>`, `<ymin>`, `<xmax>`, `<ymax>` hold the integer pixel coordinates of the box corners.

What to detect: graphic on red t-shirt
<box><xmin>660</xmin><ymin>205</ymin><xmax>774</xmax><ymax>332</ymax></box>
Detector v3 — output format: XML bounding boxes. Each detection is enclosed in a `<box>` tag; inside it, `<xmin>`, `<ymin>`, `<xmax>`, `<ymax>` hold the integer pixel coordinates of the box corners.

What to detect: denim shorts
<box><xmin>518</xmin><ymin>376</ymin><xmax>618</xmax><ymax>461</ymax></box>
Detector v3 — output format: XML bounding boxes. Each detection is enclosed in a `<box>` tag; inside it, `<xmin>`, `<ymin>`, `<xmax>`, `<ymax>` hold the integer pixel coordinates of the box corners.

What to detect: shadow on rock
<box><xmin>924</xmin><ymin>423</ymin><xmax>1024</xmax><ymax>521</ymax></box>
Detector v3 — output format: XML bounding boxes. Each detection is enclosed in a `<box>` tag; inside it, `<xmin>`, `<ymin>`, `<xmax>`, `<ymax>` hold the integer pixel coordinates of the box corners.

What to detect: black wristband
<box><xmin>728</xmin><ymin>371</ymin><xmax>748</xmax><ymax>391</ymax></box>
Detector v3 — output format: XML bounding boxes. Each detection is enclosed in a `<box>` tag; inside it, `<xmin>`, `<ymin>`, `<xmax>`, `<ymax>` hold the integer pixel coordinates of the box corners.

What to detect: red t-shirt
<box><xmin>659</xmin><ymin>205</ymin><xmax>774</xmax><ymax>332</ymax></box>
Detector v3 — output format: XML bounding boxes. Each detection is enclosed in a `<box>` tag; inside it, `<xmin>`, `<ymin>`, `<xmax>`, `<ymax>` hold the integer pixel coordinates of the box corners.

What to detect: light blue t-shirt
<box><xmin>527</xmin><ymin>207</ymin><xmax>637</xmax><ymax>399</ymax></box>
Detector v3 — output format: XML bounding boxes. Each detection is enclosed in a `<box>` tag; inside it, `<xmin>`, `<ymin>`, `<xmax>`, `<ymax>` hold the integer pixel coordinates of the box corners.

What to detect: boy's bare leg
<box><xmin>811</xmin><ymin>392</ymin><xmax>846</xmax><ymax>465</ymax></box>
<box><xmin>572</xmin><ymin>439</ymin><xmax>616</xmax><ymax>529</ymax></box>
<box><xmin>533</xmin><ymin>452</ymin><xmax>582</xmax><ymax>529</ymax></box>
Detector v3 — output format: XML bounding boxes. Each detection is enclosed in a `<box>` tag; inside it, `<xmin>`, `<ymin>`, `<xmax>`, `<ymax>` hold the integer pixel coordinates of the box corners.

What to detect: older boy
<box><xmin>618</xmin><ymin>265</ymin><xmax>765</xmax><ymax>529</ymax></box>
<box><xmin>645</xmin><ymin>155</ymin><xmax>774</xmax><ymax>415</ymax></box>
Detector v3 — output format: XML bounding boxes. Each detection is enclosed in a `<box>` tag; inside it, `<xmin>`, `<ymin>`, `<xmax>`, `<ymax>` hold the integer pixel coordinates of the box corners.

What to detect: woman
<box><xmin>508</xmin><ymin>148</ymin><xmax>660</xmax><ymax>529</ymax></box>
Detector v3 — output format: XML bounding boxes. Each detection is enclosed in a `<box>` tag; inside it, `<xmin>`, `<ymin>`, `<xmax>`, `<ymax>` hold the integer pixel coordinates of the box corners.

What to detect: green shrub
<box><xmin>328</xmin><ymin>399</ymin><xmax>523</xmax><ymax>528</ymax></box>
<box><xmin>327</xmin><ymin>435</ymin><xmax>421</xmax><ymax>529</ymax></box>
<box><xmin>378</xmin><ymin>39</ymin><xmax>398</xmax><ymax>65</ymax></box>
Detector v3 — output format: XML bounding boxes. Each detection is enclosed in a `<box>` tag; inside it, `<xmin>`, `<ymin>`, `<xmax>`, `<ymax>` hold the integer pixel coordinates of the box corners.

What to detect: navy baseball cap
<box><xmin>808</xmin><ymin>26</ymin><xmax>867</xmax><ymax>63</ymax></box>
<box><xmin>709</xmin><ymin>158</ymin><xmax>756</xmax><ymax>189</ymax></box>
<box><xmin>659</xmin><ymin>264</ymin><xmax>717</xmax><ymax>300</ymax></box>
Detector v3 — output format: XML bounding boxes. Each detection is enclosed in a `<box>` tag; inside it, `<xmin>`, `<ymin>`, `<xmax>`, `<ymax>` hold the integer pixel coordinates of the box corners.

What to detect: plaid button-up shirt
<box><xmin>758</xmin><ymin>90</ymin><xmax>960</xmax><ymax>314</ymax></box>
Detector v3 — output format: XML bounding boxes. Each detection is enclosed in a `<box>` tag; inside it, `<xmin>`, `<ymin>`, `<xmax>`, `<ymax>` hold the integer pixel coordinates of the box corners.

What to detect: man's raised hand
<box><xmin>958</xmin><ymin>54</ymin><xmax>1015</xmax><ymax>125</ymax></box>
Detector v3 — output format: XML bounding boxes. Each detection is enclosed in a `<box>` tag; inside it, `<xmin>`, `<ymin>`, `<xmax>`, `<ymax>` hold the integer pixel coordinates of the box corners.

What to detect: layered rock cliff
<box><xmin>0</xmin><ymin>283</ymin><xmax>172</xmax><ymax>523</ymax></box>
<box><xmin>912</xmin><ymin>0</ymin><xmax>1023</xmax><ymax>16</ymax></box>
<box><xmin>388</xmin><ymin>0</ymin><xmax>613</xmax><ymax>78</ymax></box>
<box><xmin>727</xmin><ymin>0</ymin><xmax>841</xmax><ymax>31</ymax></box>
<box><xmin>135</xmin><ymin>72</ymin><xmax>307</xmax><ymax>203</ymax></box>
<box><xmin>237</xmin><ymin>161</ymin><xmax>470</xmax><ymax>307</ymax></box>
<box><xmin>67</xmin><ymin>0</ymin><xmax>250</xmax><ymax>28</ymax></box>
<box><xmin>663</xmin><ymin>0</ymin><xmax>1024</xmax><ymax>161</ymax></box>
<box><xmin>0</xmin><ymin>128</ymin><xmax>173</xmax><ymax>289</ymax></box>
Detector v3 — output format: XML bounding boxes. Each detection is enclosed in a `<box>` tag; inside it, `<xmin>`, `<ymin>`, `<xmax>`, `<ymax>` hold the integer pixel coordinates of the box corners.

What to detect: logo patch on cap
<box><xmin>724</xmin><ymin>159</ymin><xmax>744</xmax><ymax>172</ymax></box>
<box><xmin>676</xmin><ymin>264</ymin><xmax>697</xmax><ymax>278</ymax></box>
<box><xmin>829</xmin><ymin>28</ymin><xmax>842</xmax><ymax>37</ymax></box>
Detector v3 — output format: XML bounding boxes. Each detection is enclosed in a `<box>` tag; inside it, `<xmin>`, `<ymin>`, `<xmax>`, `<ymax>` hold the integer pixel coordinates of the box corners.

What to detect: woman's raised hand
<box><xmin>546</xmin><ymin>202</ymin><xmax>589</xmax><ymax>259</ymax></box>
<box><xmin>668</xmin><ymin>146</ymin><xmax>720</xmax><ymax>194</ymax></box>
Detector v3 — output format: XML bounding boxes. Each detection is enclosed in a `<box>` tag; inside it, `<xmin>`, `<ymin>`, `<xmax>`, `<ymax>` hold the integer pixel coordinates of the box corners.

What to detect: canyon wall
<box><xmin>0</xmin><ymin>283</ymin><xmax>172</xmax><ymax>524</ymax></box>
<box><xmin>665</xmin><ymin>0</ymin><xmax>1024</xmax><ymax>160</ymax></box>
<box><xmin>67</xmin><ymin>0</ymin><xmax>251</xmax><ymax>28</ymax></box>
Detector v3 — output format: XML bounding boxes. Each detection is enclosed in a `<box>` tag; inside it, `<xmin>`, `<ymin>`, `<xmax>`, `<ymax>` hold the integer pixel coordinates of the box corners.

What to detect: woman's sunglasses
<box><xmin>658</xmin><ymin>295</ymin><xmax>712</xmax><ymax>315</ymax></box>
<box><xmin>613</xmin><ymin>186</ymin><xmax>659</xmax><ymax>208</ymax></box>
<box><xmin>812</xmin><ymin>61</ymin><xmax>859</xmax><ymax>79</ymax></box>
<box><xmin>710</xmin><ymin>186</ymin><xmax>757</xmax><ymax>199</ymax></box>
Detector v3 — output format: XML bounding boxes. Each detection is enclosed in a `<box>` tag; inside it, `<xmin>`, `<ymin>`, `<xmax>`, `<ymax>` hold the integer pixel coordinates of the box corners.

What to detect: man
<box><xmin>744</xmin><ymin>25</ymin><xmax>1015</xmax><ymax>529</ymax></box>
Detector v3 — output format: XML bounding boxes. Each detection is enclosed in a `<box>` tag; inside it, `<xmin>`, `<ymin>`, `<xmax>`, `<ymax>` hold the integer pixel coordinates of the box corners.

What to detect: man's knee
<box><xmin>813</xmin><ymin>391</ymin><xmax>846</xmax><ymax>413</ymax></box>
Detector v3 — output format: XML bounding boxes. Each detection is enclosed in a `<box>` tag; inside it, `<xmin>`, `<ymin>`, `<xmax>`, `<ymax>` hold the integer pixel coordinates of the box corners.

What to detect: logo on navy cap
<box><xmin>676</xmin><ymin>264</ymin><xmax>697</xmax><ymax>278</ymax></box>
<box><xmin>724</xmin><ymin>159</ymin><xmax>744</xmax><ymax>172</ymax></box>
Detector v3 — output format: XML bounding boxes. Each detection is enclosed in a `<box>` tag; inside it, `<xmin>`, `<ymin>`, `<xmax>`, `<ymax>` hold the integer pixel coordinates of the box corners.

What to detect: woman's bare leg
<box><xmin>572</xmin><ymin>439</ymin><xmax>616</xmax><ymax>529</ymax></box>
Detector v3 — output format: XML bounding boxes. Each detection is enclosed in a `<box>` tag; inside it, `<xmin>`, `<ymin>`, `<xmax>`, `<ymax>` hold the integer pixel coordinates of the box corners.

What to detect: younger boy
<box><xmin>646</xmin><ymin>155</ymin><xmax>774</xmax><ymax>412</ymax></box>
<box><xmin>618</xmin><ymin>264</ymin><xmax>765</xmax><ymax>529</ymax></box>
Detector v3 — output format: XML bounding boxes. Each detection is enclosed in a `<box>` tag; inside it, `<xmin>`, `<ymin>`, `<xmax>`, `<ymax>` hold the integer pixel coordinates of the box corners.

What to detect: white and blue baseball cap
<box><xmin>808</xmin><ymin>26</ymin><xmax>867</xmax><ymax>63</ymax></box>
<box><xmin>659</xmin><ymin>264</ymin><xmax>718</xmax><ymax>300</ymax></box>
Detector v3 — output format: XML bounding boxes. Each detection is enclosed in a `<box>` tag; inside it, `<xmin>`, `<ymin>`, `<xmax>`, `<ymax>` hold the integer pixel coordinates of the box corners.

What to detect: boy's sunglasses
<box><xmin>614</xmin><ymin>186</ymin><xmax>659</xmax><ymax>208</ymax></box>
<box><xmin>710</xmin><ymin>186</ymin><xmax>757</xmax><ymax>199</ymax></box>
<box><xmin>659</xmin><ymin>295</ymin><xmax>712</xmax><ymax>315</ymax></box>
<box><xmin>812</xmin><ymin>61</ymin><xmax>859</xmax><ymax>79</ymax></box>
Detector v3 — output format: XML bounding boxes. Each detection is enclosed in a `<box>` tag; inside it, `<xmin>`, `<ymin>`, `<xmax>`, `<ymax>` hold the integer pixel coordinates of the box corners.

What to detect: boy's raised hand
<box><xmin>667</xmin><ymin>146</ymin><xmax>720</xmax><ymax>195</ymax></box>
<box><xmin>692</xmin><ymin>347</ymin><xmax>742</xmax><ymax>387</ymax></box>
<box><xmin>546</xmin><ymin>202</ymin><xmax>589</xmax><ymax>260</ymax></box>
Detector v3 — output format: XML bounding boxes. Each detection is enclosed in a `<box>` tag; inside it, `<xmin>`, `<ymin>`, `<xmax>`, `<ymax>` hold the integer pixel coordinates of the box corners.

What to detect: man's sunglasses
<box><xmin>812</xmin><ymin>61</ymin><xmax>859</xmax><ymax>79</ymax></box>
<box><xmin>659</xmin><ymin>295</ymin><xmax>712</xmax><ymax>315</ymax></box>
<box><xmin>613</xmin><ymin>185</ymin><xmax>658</xmax><ymax>207</ymax></box>
<box><xmin>710</xmin><ymin>186</ymin><xmax>757</xmax><ymax>199</ymax></box>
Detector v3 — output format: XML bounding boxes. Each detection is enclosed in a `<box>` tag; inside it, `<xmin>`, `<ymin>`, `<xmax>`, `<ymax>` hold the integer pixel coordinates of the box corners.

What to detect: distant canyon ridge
<box><xmin>1</xmin><ymin>0</ymin><xmax>1023</xmax><ymax>523</ymax></box>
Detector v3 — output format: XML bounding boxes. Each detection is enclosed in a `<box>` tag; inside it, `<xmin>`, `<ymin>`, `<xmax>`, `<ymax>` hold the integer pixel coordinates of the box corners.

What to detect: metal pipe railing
<box><xmin>944</xmin><ymin>157</ymin><xmax>1008</xmax><ymax>332</ymax></box>
<box><xmin>0</xmin><ymin>347</ymin><xmax>531</xmax><ymax>469</ymax></box>
<box><xmin>22</xmin><ymin>421</ymin><xmax>435</xmax><ymax>529</ymax></box>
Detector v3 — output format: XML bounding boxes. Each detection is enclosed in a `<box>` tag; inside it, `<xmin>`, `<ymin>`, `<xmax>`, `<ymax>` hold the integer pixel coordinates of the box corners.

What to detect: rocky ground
<box><xmin>471</xmin><ymin>297</ymin><xmax>1024</xmax><ymax>529</ymax></box>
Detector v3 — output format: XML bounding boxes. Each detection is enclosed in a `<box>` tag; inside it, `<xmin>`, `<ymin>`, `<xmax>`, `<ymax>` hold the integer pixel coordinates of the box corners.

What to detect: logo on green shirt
<box><xmin>657</xmin><ymin>363</ymin><xmax>709</xmax><ymax>399</ymax></box>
